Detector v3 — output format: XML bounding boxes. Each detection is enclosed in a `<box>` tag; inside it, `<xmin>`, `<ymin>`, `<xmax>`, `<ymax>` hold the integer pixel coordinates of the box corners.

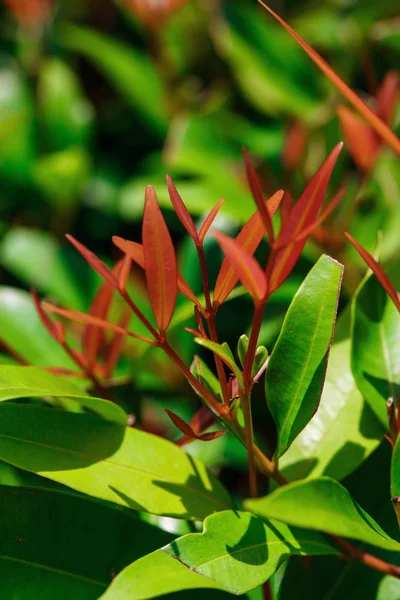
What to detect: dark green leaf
<box><xmin>0</xmin><ymin>485</ymin><xmax>173</xmax><ymax>599</ymax></box>
<box><xmin>266</xmin><ymin>255</ymin><xmax>343</xmax><ymax>458</ymax></box>
<box><xmin>351</xmin><ymin>269</ymin><xmax>400</xmax><ymax>427</ymax></box>
<box><xmin>0</xmin><ymin>403</ymin><xmax>233</xmax><ymax>520</ymax></box>
<box><xmin>245</xmin><ymin>477</ymin><xmax>400</xmax><ymax>551</ymax></box>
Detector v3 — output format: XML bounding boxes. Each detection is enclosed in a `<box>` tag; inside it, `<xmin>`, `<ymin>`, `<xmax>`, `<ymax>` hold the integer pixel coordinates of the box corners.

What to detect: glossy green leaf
<box><xmin>0</xmin><ymin>287</ymin><xmax>75</xmax><ymax>368</ymax></box>
<box><xmin>37</xmin><ymin>57</ymin><xmax>94</xmax><ymax>151</ymax></box>
<box><xmin>280</xmin><ymin>340</ymin><xmax>383</xmax><ymax>481</ymax></box>
<box><xmin>60</xmin><ymin>24</ymin><xmax>168</xmax><ymax>135</ymax></box>
<box><xmin>0</xmin><ymin>403</ymin><xmax>233</xmax><ymax>520</ymax></box>
<box><xmin>99</xmin><ymin>549</ymin><xmax>228</xmax><ymax>600</ymax></box>
<box><xmin>351</xmin><ymin>270</ymin><xmax>400</xmax><ymax>428</ymax></box>
<box><xmin>0</xmin><ymin>485</ymin><xmax>173</xmax><ymax>599</ymax></box>
<box><xmin>266</xmin><ymin>255</ymin><xmax>343</xmax><ymax>458</ymax></box>
<box><xmin>162</xmin><ymin>510</ymin><xmax>337</xmax><ymax>595</ymax></box>
<box><xmin>0</xmin><ymin>365</ymin><xmax>127</xmax><ymax>425</ymax></box>
<box><xmin>191</xmin><ymin>356</ymin><xmax>222</xmax><ymax>402</ymax></box>
<box><xmin>194</xmin><ymin>338</ymin><xmax>243</xmax><ymax>388</ymax></box>
<box><xmin>0</xmin><ymin>230</ymin><xmax>89</xmax><ymax>309</ymax></box>
<box><xmin>245</xmin><ymin>477</ymin><xmax>400</xmax><ymax>551</ymax></box>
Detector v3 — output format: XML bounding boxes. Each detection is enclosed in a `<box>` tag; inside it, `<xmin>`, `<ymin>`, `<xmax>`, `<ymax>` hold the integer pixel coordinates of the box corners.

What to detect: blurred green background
<box><xmin>0</xmin><ymin>0</ymin><xmax>399</xmax><ymax>466</ymax></box>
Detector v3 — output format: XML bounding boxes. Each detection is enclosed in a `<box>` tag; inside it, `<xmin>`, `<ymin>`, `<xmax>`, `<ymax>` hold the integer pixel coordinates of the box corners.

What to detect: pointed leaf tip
<box><xmin>242</xmin><ymin>147</ymin><xmax>275</xmax><ymax>244</ymax></box>
<box><xmin>143</xmin><ymin>186</ymin><xmax>178</xmax><ymax>333</ymax></box>
<box><xmin>66</xmin><ymin>234</ymin><xmax>117</xmax><ymax>287</ymax></box>
<box><xmin>166</xmin><ymin>175</ymin><xmax>199</xmax><ymax>243</ymax></box>
<box><xmin>213</xmin><ymin>230</ymin><xmax>267</xmax><ymax>305</ymax></box>
<box><xmin>199</xmin><ymin>198</ymin><xmax>225</xmax><ymax>243</ymax></box>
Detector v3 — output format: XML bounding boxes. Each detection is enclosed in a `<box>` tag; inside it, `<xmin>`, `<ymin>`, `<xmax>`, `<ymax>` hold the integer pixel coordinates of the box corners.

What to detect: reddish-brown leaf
<box><xmin>143</xmin><ymin>186</ymin><xmax>178</xmax><ymax>334</ymax></box>
<box><xmin>376</xmin><ymin>71</ymin><xmax>400</xmax><ymax>124</ymax></box>
<box><xmin>242</xmin><ymin>148</ymin><xmax>274</xmax><ymax>244</ymax></box>
<box><xmin>166</xmin><ymin>175</ymin><xmax>199</xmax><ymax>243</ymax></box>
<box><xmin>164</xmin><ymin>409</ymin><xmax>195</xmax><ymax>438</ymax></box>
<box><xmin>257</xmin><ymin>0</ymin><xmax>400</xmax><ymax>156</ymax></box>
<box><xmin>103</xmin><ymin>307</ymin><xmax>132</xmax><ymax>378</ymax></box>
<box><xmin>118</xmin><ymin>254</ymin><xmax>132</xmax><ymax>292</ymax></box>
<box><xmin>270</xmin><ymin>143</ymin><xmax>342</xmax><ymax>292</ymax></box>
<box><xmin>113</xmin><ymin>236</ymin><xmax>204</xmax><ymax>312</ymax></box>
<box><xmin>213</xmin><ymin>190</ymin><xmax>283</xmax><ymax>308</ymax></box>
<box><xmin>83</xmin><ymin>282</ymin><xmax>115</xmax><ymax>368</ymax></box>
<box><xmin>345</xmin><ymin>233</ymin><xmax>400</xmax><ymax>311</ymax></box>
<box><xmin>283</xmin><ymin>121</ymin><xmax>308</xmax><ymax>170</ymax></box>
<box><xmin>337</xmin><ymin>106</ymin><xmax>379</xmax><ymax>171</ymax></box>
<box><xmin>198</xmin><ymin>430</ymin><xmax>227</xmax><ymax>442</ymax></box>
<box><xmin>280</xmin><ymin>191</ymin><xmax>293</xmax><ymax>230</ymax></box>
<box><xmin>43</xmin><ymin>302</ymin><xmax>129</xmax><ymax>335</ymax></box>
<box><xmin>213</xmin><ymin>231</ymin><xmax>267</xmax><ymax>305</ymax></box>
<box><xmin>31</xmin><ymin>289</ymin><xmax>65</xmax><ymax>343</ymax></box>
<box><xmin>199</xmin><ymin>198</ymin><xmax>225</xmax><ymax>243</ymax></box>
<box><xmin>66</xmin><ymin>235</ymin><xmax>118</xmax><ymax>287</ymax></box>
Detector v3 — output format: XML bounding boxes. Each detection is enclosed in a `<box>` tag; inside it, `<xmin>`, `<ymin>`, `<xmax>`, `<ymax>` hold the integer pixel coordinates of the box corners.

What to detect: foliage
<box><xmin>0</xmin><ymin>0</ymin><xmax>399</xmax><ymax>599</ymax></box>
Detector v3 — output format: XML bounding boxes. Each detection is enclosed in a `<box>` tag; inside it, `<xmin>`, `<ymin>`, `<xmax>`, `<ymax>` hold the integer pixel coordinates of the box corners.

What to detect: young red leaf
<box><xmin>280</xmin><ymin>191</ymin><xmax>292</xmax><ymax>230</ymax></box>
<box><xmin>345</xmin><ymin>233</ymin><xmax>400</xmax><ymax>311</ymax></box>
<box><xmin>213</xmin><ymin>190</ymin><xmax>283</xmax><ymax>308</ymax></box>
<box><xmin>257</xmin><ymin>0</ymin><xmax>400</xmax><ymax>156</ymax></box>
<box><xmin>66</xmin><ymin>235</ymin><xmax>118</xmax><ymax>287</ymax></box>
<box><xmin>83</xmin><ymin>281</ymin><xmax>115</xmax><ymax>368</ymax></box>
<box><xmin>166</xmin><ymin>175</ymin><xmax>199</xmax><ymax>243</ymax></box>
<box><xmin>31</xmin><ymin>289</ymin><xmax>65</xmax><ymax>343</ymax></box>
<box><xmin>199</xmin><ymin>198</ymin><xmax>225</xmax><ymax>243</ymax></box>
<box><xmin>103</xmin><ymin>307</ymin><xmax>133</xmax><ymax>378</ymax></box>
<box><xmin>283</xmin><ymin>121</ymin><xmax>308</xmax><ymax>170</ymax></box>
<box><xmin>376</xmin><ymin>71</ymin><xmax>400</xmax><ymax>124</ymax></box>
<box><xmin>42</xmin><ymin>302</ymin><xmax>130</xmax><ymax>336</ymax></box>
<box><xmin>113</xmin><ymin>236</ymin><xmax>204</xmax><ymax>312</ymax></box>
<box><xmin>270</xmin><ymin>143</ymin><xmax>342</xmax><ymax>292</ymax></box>
<box><xmin>242</xmin><ymin>148</ymin><xmax>274</xmax><ymax>244</ymax></box>
<box><xmin>118</xmin><ymin>254</ymin><xmax>132</xmax><ymax>292</ymax></box>
<box><xmin>337</xmin><ymin>106</ymin><xmax>379</xmax><ymax>171</ymax></box>
<box><xmin>198</xmin><ymin>430</ymin><xmax>227</xmax><ymax>442</ymax></box>
<box><xmin>143</xmin><ymin>186</ymin><xmax>178</xmax><ymax>334</ymax></box>
<box><xmin>164</xmin><ymin>408</ymin><xmax>195</xmax><ymax>438</ymax></box>
<box><xmin>213</xmin><ymin>230</ymin><xmax>267</xmax><ymax>305</ymax></box>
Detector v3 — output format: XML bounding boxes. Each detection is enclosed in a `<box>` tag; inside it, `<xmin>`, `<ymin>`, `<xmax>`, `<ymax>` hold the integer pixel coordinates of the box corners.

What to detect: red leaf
<box><xmin>213</xmin><ymin>231</ymin><xmax>267</xmax><ymax>305</ymax></box>
<box><xmin>280</xmin><ymin>191</ymin><xmax>292</xmax><ymax>230</ymax></box>
<box><xmin>337</xmin><ymin>106</ymin><xmax>379</xmax><ymax>171</ymax></box>
<box><xmin>42</xmin><ymin>302</ymin><xmax>130</xmax><ymax>336</ymax></box>
<box><xmin>199</xmin><ymin>198</ymin><xmax>225</xmax><ymax>243</ymax></box>
<box><xmin>257</xmin><ymin>0</ymin><xmax>400</xmax><ymax>156</ymax></box>
<box><xmin>213</xmin><ymin>190</ymin><xmax>283</xmax><ymax>308</ymax></box>
<box><xmin>66</xmin><ymin>235</ymin><xmax>117</xmax><ymax>287</ymax></box>
<box><xmin>113</xmin><ymin>236</ymin><xmax>204</xmax><ymax>313</ymax></box>
<box><xmin>166</xmin><ymin>175</ymin><xmax>199</xmax><ymax>243</ymax></box>
<box><xmin>270</xmin><ymin>143</ymin><xmax>342</xmax><ymax>292</ymax></box>
<box><xmin>83</xmin><ymin>281</ymin><xmax>115</xmax><ymax>368</ymax></box>
<box><xmin>118</xmin><ymin>254</ymin><xmax>132</xmax><ymax>292</ymax></box>
<box><xmin>243</xmin><ymin>148</ymin><xmax>274</xmax><ymax>244</ymax></box>
<box><xmin>164</xmin><ymin>409</ymin><xmax>195</xmax><ymax>438</ymax></box>
<box><xmin>143</xmin><ymin>186</ymin><xmax>178</xmax><ymax>334</ymax></box>
<box><xmin>31</xmin><ymin>289</ymin><xmax>65</xmax><ymax>343</ymax></box>
<box><xmin>198</xmin><ymin>430</ymin><xmax>227</xmax><ymax>442</ymax></box>
<box><xmin>283</xmin><ymin>121</ymin><xmax>308</xmax><ymax>170</ymax></box>
<box><xmin>376</xmin><ymin>71</ymin><xmax>400</xmax><ymax>125</ymax></box>
<box><xmin>345</xmin><ymin>233</ymin><xmax>400</xmax><ymax>311</ymax></box>
<box><xmin>103</xmin><ymin>307</ymin><xmax>132</xmax><ymax>378</ymax></box>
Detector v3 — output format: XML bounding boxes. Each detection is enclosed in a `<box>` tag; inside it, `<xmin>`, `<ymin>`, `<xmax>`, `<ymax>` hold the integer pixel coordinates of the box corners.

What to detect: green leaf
<box><xmin>245</xmin><ymin>477</ymin><xmax>400</xmax><ymax>551</ymax></box>
<box><xmin>237</xmin><ymin>334</ymin><xmax>249</xmax><ymax>369</ymax></box>
<box><xmin>162</xmin><ymin>510</ymin><xmax>337</xmax><ymax>595</ymax></box>
<box><xmin>194</xmin><ymin>338</ymin><xmax>243</xmax><ymax>388</ymax></box>
<box><xmin>351</xmin><ymin>269</ymin><xmax>400</xmax><ymax>428</ymax></box>
<box><xmin>37</xmin><ymin>57</ymin><xmax>94</xmax><ymax>151</ymax></box>
<box><xmin>0</xmin><ymin>365</ymin><xmax>127</xmax><ymax>425</ymax></box>
<box><xmin>191</xmin><ymin>356</ymin><xmax>222</xmax><ymax>402</ymax></box>
<box><xmin>0</xmin><ymin>230</ymin><xmax>91</xmax><ymax>309</ymax></box>
<box><xmin>280</xmin><ymin>340</ymin><xmax>383</xmax><ymax>481</ymax></box>
<box><xmin>0</xmin><ymin>403</ymin><xmax>233</xmax><ymax>520</ymax></box>
<box><xmin>60</xmin><ymin>24</ymin><xmax>168</xmax><ymax>135</ymax></box>
<box><xmin>0</xmin><ymin>485</ymin><xmax>173</xmax><ymax>599</ymax></box>
<box><xmin>391</xmin><ymin>435</ymin><xmax>400</xmax><ymax>506</ymax></box>
<box><xmin>266</xmin><ymin>255</ymin><xmax>343</xmax><ymax>458</ymax></box>
<box><xmin>99</xmin><ymin>549</ymin><xmax>229</xmax><ymax>600</ymax></box>
<box><xmin>0</xmin><ymin>287</ymin><xmax>75</xmax><ymax>368</ymax></box>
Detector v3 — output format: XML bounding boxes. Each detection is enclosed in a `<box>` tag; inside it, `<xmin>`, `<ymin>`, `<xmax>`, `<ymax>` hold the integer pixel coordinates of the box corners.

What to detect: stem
<box><xmin>240</xmin><ymin>388</ymin><xmax>258</xmax><ymax>498</ymax></box>
<box><xmin>243</xmin><ymin>302</ymin><xmax>267</xmax><ymax>393</ymax></box>
<box><xmin>197</xmin><ymin>245</ymin><xmax>229</xmax><ymax>403</ymax></box>
<box><xmin>119</xmin><ymin>290</ymin><xmax>159</xmax><ymax>340</ymax></box>
<box><xmin>332</xmin><ymin>536</ymin><xmax>400</xmax><ymax>579</ymax></box>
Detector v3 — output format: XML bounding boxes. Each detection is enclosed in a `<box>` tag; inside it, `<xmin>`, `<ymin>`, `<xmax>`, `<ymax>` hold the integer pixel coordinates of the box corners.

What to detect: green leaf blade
<box><xmin>245</xmin><ymin>477</ymin><xmax>400</xmax><ymax>552</ymax></box>
<box><xmin>0</xmin><ymin>403</ymin><xmax>233</xmax><ymax>520</ymax></box>
<box><xmin>266</xmin><ymin>255</ymin><xmax>343</xmax><ymax>458</ymax></box>
<box><xmin>351</xmin><ymin>270</ymin><xmax>400</xmax><ymax>428</ymax></box>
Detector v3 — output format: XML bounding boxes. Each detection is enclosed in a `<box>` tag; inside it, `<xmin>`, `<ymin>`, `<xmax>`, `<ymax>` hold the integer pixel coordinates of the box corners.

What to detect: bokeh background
<box><xmin>0</xmin><ymin>0</ymin><xmax>399</xmax><ymax>480</ymax></box>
